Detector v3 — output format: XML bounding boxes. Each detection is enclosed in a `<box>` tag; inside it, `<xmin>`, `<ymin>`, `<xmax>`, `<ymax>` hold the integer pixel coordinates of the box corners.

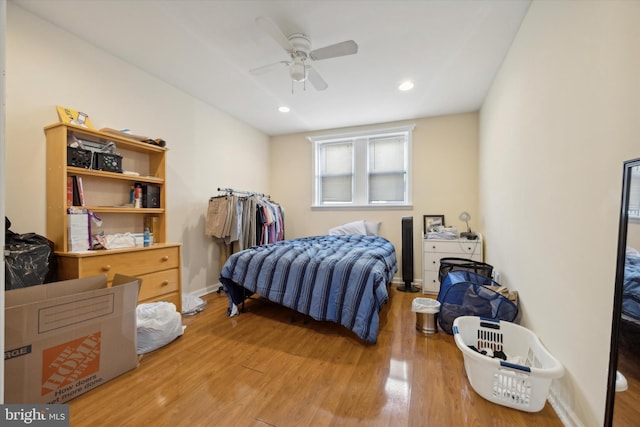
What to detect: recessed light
<box><xmin>398</xmin><ymin>81</ymin><xmax>414</xmax><ymax>91</ymax></box>
<box><xmin>278</xmin><ymin>106</ymin><xmax>290</xmax><ymax>113</ymax></box>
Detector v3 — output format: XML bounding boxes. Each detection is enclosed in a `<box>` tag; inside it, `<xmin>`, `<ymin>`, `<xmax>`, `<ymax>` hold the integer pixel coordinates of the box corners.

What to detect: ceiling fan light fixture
<box><xmin>289</xmin><ymin>58</ymin><xmax>307</xmax><ymax>82</ymax></box>
<box><xmin>398</xmin><ymin>80</ymin><xmax>414</xmax><ymax>91</ymax></box>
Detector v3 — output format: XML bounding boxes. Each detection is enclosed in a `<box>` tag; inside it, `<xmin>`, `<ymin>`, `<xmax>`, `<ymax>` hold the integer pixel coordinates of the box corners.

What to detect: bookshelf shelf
<box><xmin>67</xmin><ymin>166</ymin><xmax>164</xmax><ymax>185</ymax></box>
<box><xmin>86</xmin><ymin>206</ymin><xmax>165</xmax><ymax>214</ymax></box>
<box><xmin>47</xmin><ymin>122</ymin><xmax>166</xmax><ymax>154</ymax></box>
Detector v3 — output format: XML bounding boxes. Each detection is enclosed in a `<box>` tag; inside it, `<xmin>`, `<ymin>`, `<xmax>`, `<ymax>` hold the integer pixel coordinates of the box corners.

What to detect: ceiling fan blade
<box><xmin>307</xmin><ymin>67</ymin><xmax>328</xmax><ymax>91</ymax></box>
<box><xmin>310</xmin><ymin>40</ymin><xmax>358</xmax><ymax>61</ymax></box>
<box><xmin>249</xmin><ymin>61</ymin><xmax>289</xmax><ymax>76</ymax></box>
<box><xmin>256</xmin><ymin>16</ymin><xmax>293</xmax><ymax>52</ymax></box>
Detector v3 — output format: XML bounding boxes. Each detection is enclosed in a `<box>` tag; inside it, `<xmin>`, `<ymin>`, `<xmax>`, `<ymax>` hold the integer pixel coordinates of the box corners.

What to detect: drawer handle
<box><xmin>162</xmin><ymin>256</ymin><xmax>170</xmax><ymax>262</ymax></box>
<box><xmin>102</xmin><ymin>265</ymin><xmax>111</xmax><ymax>272</ymax></box>
<box><xmin>161</xmin><ymin>280</ymin><xmax>170</xmax><ymax>286</ymax></box>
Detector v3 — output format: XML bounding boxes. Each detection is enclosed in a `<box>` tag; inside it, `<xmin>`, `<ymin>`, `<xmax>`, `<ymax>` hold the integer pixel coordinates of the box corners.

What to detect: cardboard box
<box><xmin>4</xmin><ymin>274</ymin><xmax>140</xmax><ymax>404</ymax></box>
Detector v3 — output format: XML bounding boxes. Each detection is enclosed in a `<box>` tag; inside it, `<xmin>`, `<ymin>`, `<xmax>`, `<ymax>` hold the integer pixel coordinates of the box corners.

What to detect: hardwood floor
<box><xmin>613</xmin><ymin>321</ymin><xmax>640</xmax><ymax>426</ymax></box>
<box><xmin>68</xmin><ymin>287</ymin><xmax>563</xmax><ymax>426</ymax></box>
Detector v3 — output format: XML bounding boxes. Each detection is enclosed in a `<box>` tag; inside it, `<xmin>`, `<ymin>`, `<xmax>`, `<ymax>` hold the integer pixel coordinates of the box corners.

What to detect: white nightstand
<box><xmin>422</xmin><ymin>234</ymin><xmax>483</xmax><ymax>294</ymax></box>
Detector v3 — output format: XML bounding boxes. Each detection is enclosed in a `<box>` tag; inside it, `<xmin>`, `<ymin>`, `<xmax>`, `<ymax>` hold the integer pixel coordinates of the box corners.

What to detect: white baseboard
<box><xmin>547</xmin><ymin>384</ymin><xmax>585</xmax><ymax>427</ymax></box>
<box><xmin>191</xmin><ymin>283</ymin><xmax>224</xmax><ymax>298</ymax></box>
<box><xmin>392</xmin><ymin>276</ymin><xmax>423</xmax><ymax>286</ymax></box>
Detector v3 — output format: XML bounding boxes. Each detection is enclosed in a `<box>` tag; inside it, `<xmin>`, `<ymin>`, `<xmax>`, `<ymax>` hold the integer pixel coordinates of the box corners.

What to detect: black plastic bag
<box><xmin>5</xmin><ymin>217</ymin><xmax>57</xmax><ymax>290</ymax></box>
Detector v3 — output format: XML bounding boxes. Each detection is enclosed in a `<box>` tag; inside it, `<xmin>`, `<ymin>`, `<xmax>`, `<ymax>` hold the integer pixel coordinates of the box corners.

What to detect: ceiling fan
<box><xmin>250</xmin><ymin>16</ymin><xmax>358</xmax><ymax>91</ymax></box>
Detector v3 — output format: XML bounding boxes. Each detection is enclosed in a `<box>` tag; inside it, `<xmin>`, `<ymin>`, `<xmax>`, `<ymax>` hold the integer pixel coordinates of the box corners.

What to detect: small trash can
<box><xmin>412</xmin><ymin>298</ymin><xmax>441</xmax><ymax>334</ymax></box>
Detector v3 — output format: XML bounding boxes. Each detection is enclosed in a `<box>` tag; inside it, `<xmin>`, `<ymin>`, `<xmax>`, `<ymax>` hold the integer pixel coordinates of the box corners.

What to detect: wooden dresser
<box><xmin>55</xmin><ymin>244</ymin><xmax>182</xmax><ymax>309</ymax></box>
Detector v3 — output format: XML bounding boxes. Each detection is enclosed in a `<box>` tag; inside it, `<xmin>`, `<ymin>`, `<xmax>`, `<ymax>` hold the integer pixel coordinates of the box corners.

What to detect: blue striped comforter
<box><xmin>219</xmin><ymin>234</ymin><xmax>397</xmax><ymax>343</ymax></box>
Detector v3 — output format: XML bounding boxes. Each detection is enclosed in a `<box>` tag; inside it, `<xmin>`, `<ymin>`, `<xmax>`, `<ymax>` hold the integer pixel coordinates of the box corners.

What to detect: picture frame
<box><xmin>423</xmin><ymin>215</ymin><xmax>445</xmax><ymax>234</ymax></box>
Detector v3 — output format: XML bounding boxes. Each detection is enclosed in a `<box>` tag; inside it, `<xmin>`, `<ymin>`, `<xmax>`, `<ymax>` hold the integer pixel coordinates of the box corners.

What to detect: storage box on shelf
<box><xmin>45</xmin><ymin>123</ymin><xmax>182</xmax><ymax>311</ymax></box>
<box><xmin>422</xmin><ymin>234</ymin><xmax>483</xmax><ymax>295</ymax></box>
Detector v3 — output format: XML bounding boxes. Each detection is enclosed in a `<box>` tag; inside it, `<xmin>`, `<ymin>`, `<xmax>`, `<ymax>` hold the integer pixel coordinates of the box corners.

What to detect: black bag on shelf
<box><xmin>5</xmin><ymin>217</ymin><xmax>57</xmax><ymax>290</ymax></box>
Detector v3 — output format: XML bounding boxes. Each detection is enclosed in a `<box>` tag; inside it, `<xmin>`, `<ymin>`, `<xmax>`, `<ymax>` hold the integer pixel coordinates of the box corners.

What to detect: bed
<box><xmin>219</xmin><ymin>234</ymin><xmax>398</xmax><ymax>343</ymax></box>
<box><xmin>623</xmin><ymin>248</ymin><xmax>640</xmax><ymax>325</ymax></box>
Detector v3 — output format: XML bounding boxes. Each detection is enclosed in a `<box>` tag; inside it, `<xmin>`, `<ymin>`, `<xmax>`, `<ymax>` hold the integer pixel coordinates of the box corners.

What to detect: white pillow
<box><xmin>627</xmin><ymin>246</ymin><xmax>640</xmax><ymax>257</ymax></box>
<box><xmin>328</xmin><ymin>220</ymin><xmax>367</xmax><ymax>236</ymax></box>
<box><xmin>364</xmin><ymin>221</ymin><xmax>381</xmax><ymax>236</ymax></box>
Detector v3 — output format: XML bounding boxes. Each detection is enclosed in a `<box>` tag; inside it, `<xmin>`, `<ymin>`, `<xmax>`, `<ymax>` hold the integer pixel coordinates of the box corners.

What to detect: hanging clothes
<box><xmin>240</xmin><ymin>196</ymin><xmax>256</xmax><ymax>250</ymax></box>
<box><xmin>253</xmin><ymin>198</ymin><xmax>285</xmax><ymax>245</ymax></box>
<box><xmin>205</xmin><ymin>195</ymin><xmax>232</xmax><ymax>239</ymax></box>
<box><xmin>206</xmin><ymin>189</ymin><xmax>284</xmax><ymax>250</ymax></box>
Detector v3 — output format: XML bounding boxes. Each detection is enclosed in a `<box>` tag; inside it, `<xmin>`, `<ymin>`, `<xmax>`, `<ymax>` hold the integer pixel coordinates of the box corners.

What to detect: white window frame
<box><xmin>309</xmin><ymin>125</ymin><xmax>414</xmax><ymax>209</ymax></box>
<box><xmin>630</xmin><ymin>166</ymin><xmax>640</xmax><ymax>222</ymax></box>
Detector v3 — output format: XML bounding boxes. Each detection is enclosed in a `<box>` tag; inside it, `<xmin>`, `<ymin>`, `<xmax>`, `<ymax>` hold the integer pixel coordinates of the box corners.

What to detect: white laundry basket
<box><xmin>453</xmin><ymin>316</ymin><xmax>564</xmax><ymax>412</ymax></box>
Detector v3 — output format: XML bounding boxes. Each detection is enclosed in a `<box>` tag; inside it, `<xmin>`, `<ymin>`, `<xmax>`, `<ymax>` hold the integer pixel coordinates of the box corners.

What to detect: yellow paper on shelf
<box><xmin>56</xmin><ymin>105</ymin><xmax>95</xmax><ymax>129</ymax></box>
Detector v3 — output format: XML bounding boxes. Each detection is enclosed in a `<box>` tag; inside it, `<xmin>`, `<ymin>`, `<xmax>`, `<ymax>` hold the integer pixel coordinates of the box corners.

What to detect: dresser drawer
<box><xmin>138</xmin><ymin>268</ymin><xmax>180</xmax><ymax>301</ymax></box>
<box><xmin>423</xmin><ymin>253</ymin><xmax>442</xmax><ymax>271</ymax></box>
<box><xmin>424</xmin><ymin>251</ymin><xmax>483</xmax><ymax>268</ymax></box>
<box><xmin>78</xmin><ymin>246</ymin><xmax>180</xmax><ymax>281</ymax></box>
<box><xmin>423</xmin><ymin>239</ymin><xmax>482</xmax><ymax>257</ymax></box>
<box><xmin>422</xmin><ymin>270</ymin><xmax>439</xmax><ymax>294</ymax></box>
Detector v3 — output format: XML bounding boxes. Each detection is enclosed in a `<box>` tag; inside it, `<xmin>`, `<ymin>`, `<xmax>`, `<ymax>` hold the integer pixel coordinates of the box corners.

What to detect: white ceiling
<box><xmin>13</xmin><ymin>0</ymin><xmax>531</xmax><ymax>136</ymax></box>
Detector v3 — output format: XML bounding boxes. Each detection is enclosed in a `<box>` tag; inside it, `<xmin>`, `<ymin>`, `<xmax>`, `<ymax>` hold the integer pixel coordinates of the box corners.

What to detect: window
<box><xmin>630</xmin><ymin>166</ymin><xmax>640</xmax><ymax>219</ymax></box>
<box><xmin>310</xmin><ymin>125</ymin><xmax>413</xmax><ymax>207</ymax></box>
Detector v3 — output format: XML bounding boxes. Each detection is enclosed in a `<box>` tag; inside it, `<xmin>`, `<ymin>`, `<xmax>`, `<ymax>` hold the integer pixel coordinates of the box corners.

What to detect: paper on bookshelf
<box><xmin>56</xmin><ymin>105</ymin><xmax>94</xmax><ymax>129</ymax></box>
<box><xmin>67</xmin><ymin>213</ymin><xmax>90</xmax><ymax>252</ymax></box>
<box><xmin>100</xmin><ymin>128</ymin><xmax>149</xmax><ymax>142</ymax></box>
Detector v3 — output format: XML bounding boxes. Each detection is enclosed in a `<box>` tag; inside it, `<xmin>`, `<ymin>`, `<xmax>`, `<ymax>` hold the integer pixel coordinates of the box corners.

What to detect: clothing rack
<box><xmin>208</xmin><ymin>188</ymin><xmax>282</xmax><ymax>245</ymax></box>
<box><xmin>207</xmin><ymin>187</ymin><xmax>285</xmax><ymax>301</ymax></box>
<box><xmin>211</xmin><ymin>187</ymin><xmax>275</xmax><ymax>309</ymax></box>
<box><xmin>215</xmin><ymin>187</ymin><xmax>270</xmax><ymax>199</ymax></box>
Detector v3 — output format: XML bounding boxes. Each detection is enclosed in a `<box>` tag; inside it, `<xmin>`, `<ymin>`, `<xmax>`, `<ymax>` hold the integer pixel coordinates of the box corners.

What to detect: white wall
<box><xmin>480</xmin><ymin>1</ymin><xmax>640</xmax><ymax>425</ymax></box>
<box><xmin>270</xmin><ymin>113</ymin><xmax>479</xmax><ymax>282</ymax></box>
<box><xmin>5</xmin><ymin>3</ymin><xmax>270</xmax><ymax>296</ymax></box>
<box><xmin>1</xmin><ymin>0</ymin><xmax>7</xmax><ymax>404</ymax></box>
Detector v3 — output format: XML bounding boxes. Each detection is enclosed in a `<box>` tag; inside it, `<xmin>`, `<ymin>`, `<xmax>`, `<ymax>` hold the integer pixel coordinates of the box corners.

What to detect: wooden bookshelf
<box><xmin>45</xmin><ymin>122</ymin><xmax>181</xmax><ymax>311</ymax></box>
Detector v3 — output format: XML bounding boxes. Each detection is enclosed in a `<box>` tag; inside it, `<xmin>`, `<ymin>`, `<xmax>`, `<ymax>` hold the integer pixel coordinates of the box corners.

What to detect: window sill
<box><xmin>311</xmin><ymin>204</ymin><xmax>413</xmax><ymax>211</ymax></box>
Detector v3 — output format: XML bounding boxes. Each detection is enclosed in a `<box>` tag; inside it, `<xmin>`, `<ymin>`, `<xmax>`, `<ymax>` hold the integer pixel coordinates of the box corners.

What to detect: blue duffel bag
<box><xmin>437</xmin><ymin>270</ymin><xmax>518</xmax><ymax>334</ymax></box>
